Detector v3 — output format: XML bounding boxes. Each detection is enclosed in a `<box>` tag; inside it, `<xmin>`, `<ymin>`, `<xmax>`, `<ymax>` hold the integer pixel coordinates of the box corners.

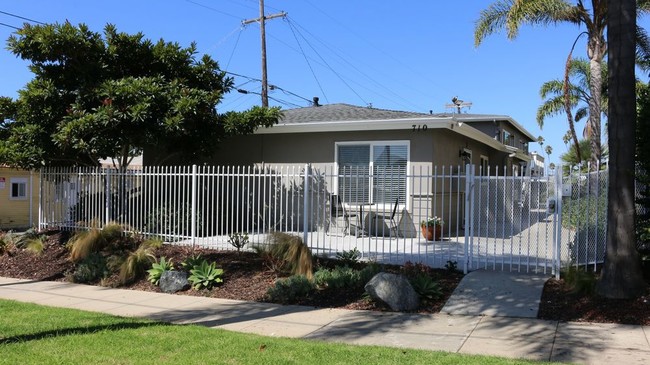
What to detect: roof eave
<box><xmin>255</xmin><ymin>117</ymin><xmax>454</xmax><ymax>134</ymax></box>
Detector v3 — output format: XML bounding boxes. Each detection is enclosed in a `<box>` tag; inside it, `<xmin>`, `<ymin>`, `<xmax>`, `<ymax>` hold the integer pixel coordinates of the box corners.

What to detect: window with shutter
<box><xmin>336</xmin><ymin>141</ymin><xmax>408</xmax><ymax>205</ymax></box>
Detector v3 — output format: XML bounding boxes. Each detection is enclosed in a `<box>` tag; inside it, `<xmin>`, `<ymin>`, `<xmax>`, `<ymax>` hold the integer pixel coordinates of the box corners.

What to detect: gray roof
<box><xmin>280</xmin><ymin>103</ymin><xmax>430</xmax><ymax>123</ymax></box>
<box><xmin>279</xmin><ymin>103</ymin><xmax>535</xmax><ymax>141</ymax></box>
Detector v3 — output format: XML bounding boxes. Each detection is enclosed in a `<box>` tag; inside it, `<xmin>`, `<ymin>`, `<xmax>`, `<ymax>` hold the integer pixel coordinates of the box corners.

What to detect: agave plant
<box><xmin>188</xmin><ymin>260</ymin><xmax>223</xmax><ymax>290</ymax></box>
<box><xmin>147</xmin><ymin>256</ymin><xmax>174</xmax><ymax>286</ymax></box>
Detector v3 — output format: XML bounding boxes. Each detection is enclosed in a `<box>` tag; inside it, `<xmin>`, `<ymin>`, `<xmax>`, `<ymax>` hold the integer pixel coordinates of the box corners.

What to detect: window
<box><xmin>337</xmin><ymin>142</ymin><xmax>408</xmax><ymax>205</ymax></box>
<box><xmin>10</xmin><ymin>178</ymin><xmax>27</xmax><ymax>200</ymax></box>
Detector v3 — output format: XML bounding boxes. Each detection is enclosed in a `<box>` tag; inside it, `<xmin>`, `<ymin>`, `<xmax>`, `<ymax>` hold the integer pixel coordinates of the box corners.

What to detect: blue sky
<box><xmin>1</xmin><ymin>1</ymin><xmax>647</xmax><ymax>165</ymax></box>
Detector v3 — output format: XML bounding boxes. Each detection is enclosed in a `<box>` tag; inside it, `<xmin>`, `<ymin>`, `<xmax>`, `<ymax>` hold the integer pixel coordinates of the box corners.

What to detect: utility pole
<box><xmin>242</xmin><ymin>0</ymin><xmax>286</xmax><ymax>107</ymax></box>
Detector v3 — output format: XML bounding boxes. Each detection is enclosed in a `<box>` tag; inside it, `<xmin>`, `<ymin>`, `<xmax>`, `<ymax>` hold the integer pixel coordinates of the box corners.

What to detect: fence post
<box><xmin>303</xmin><ymin>164</ymin><xmax>311</xmax><ymax>246</ymax></box>
<box><xmin>463</xmin><ymin>164</ymin><xmax>474</xmax><ymax>274</ymax></box>
<box><xmin>105</xmin><ymin>168</ymin><xmax>111</xmax><ymax>226</ymax></box>
<box><xmin>191</xmin><ymin>164</ymin><xmax>197</xmax><ymax>247</ymax></box>
<box><xmin>553</xmin><ymin>166</ymin><xmax>563</xmax><ymax>279</ymax></box>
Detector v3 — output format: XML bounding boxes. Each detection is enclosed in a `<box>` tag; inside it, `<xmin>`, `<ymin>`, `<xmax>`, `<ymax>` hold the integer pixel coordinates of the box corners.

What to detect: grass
<box><xmin>0</xmin><ymin>299</ymin><xmax>549</xmax><ymax>365</ymax></box>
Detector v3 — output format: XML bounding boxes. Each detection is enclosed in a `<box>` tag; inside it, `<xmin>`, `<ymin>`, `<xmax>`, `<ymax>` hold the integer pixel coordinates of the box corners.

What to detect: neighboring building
<box><xmin>0</xmin><ymin>166</ymin><xmax>39</xmax><ymax>230</ymax></box>
<box><xmin>530</xmin><ymin>152</ymin><xmax>545</xmax><ymax>177</ymax></box>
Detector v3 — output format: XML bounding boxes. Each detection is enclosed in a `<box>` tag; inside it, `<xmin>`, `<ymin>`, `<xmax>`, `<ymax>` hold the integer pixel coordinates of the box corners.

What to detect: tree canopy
<box><xmin>475</xmin><ymin>0</ymin><xmax>650</xmax><ymax>171</ymax></box>
<box><xmin>0</xmin><ymin>22</ymin><xmax>281</xmax><ymax>169</ymax></box>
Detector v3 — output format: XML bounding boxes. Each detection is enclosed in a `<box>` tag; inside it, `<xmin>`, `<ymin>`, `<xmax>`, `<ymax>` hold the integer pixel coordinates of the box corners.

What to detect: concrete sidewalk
<box><xmin>1</xmin><ymin>277</ymin><xmax>649</xmax><ymax>364</ymax></box>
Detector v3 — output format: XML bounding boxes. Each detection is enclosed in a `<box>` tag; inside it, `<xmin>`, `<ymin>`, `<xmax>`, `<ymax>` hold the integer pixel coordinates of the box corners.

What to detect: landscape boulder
<box><xmin>159</xmin><ymin>271</ymin><xmax>190</xmax><ymax>293</ymax></box>
<box><xmin>364</xmin><ymin>272</ymin><xmax>419</xmax><ymax>311</ymax></box>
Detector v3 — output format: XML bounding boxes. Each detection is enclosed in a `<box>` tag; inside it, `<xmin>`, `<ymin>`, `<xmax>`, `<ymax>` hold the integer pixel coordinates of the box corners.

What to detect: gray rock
<box><xmin>364</xmin><ymin>272</ymin><xmax>419</xmax><ymax>311</ymax></box>
<box><xmin>159</xmin><ymin>271</ymin><xmax>189</xmax><ymax>293</ymax></box>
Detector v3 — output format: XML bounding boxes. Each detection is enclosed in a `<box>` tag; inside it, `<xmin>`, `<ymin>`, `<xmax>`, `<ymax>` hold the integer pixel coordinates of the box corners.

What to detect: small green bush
<box><xmin>314</xmin><ymin>263</ymin><xmax>381</xmax><ymax>290</ymax></box>
<box><xmin>335</xmin><ymin>248</ymin><xmax>361</xmax><ymax>266</ymax></box>
<box><xmin>188</xmin><ymin>260</ymin><xmax>223</xmax><ymax>290</ymax></box>
<box><xmin>72</xmin><ymin>253</ymin><xmax>109</xmax><ymax>283</ymax></box>
<box><xmin>147</xmin><ymin>256</ymin><xmax>174</xmax><ymax>286</ymax></box>
<box><xmin>409</xmin><ymin>275</ymin><xmax>442</xmax><ymax>301</ymax></box>
<box><xmin>181</xmin><ymin>254</ymin><xmax>204</xmax><ymax>271</ymax></box>
<box><xmin>562</xmin><ymin>266</ymin><xmax>597</xmax><ymax>296</ymax></box>
<box><xmin>266</xmin><ymin>275</ymin><xmax>314</xmax><ymax>304</ymax></box>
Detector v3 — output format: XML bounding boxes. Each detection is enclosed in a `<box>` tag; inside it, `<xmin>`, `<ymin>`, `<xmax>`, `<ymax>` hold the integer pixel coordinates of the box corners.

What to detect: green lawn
<box><xmin>0</xmin><ymin>299</ymin><xmax>552</xmax><ymax>365</ymax></box>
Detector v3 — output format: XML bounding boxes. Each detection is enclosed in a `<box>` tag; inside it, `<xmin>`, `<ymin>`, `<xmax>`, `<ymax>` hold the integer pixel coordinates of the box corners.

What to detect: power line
<box><xmin>285</xmin><ymin>17</ymin><xmax>368</xmax><ymax>106</ymax></box>
<box><xmin>285</xmin><ymin>17</ymin><xmax>328</xmax><ymax>103</ymax></box>
<box><xmin>184</xmin><ymin>0</ymin><xmax>242</xmax><ymax>20</ymax></box>
<box><xmin>0</xmin><ymin>22</ymin><xmax>20</xmax><ymax>30</ymax></box>
<box><xmin>301</xmin><ymin>0</ymin><xmax>451</xmax><ymax>109</ymax></box>
<box><xmin>0</xmin><ymin>10</ymin><xmax>46</xmax><ymax>25</ymax></box>
<box><xmin>225</xmin><ymin>70</ymin><xmax>313</xmax><ymax>105</ymax></box>
<box><xmin>287</xmin><ymin>16</ymin><xmax>423</xmax><ymax>111</ymax></box>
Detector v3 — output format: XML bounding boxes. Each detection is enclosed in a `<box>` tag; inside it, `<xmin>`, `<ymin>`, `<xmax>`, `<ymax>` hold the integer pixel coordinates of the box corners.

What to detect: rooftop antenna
<box><xmin>445</xmin><ymin>96</ymin><xmax>473</xmax><ymax>113</ymax></box>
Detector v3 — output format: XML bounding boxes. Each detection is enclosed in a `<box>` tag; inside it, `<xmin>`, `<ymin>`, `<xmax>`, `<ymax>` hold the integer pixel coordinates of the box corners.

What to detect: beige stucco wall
<box><xmin>0</xmin><ymin>168</ymin><xmax>39</xmax><ymax>230</ymax></box>
<box><xmin>142</xmin><ymin>127</ymin><xmax>523</xmax><ymax>237</ymax></box>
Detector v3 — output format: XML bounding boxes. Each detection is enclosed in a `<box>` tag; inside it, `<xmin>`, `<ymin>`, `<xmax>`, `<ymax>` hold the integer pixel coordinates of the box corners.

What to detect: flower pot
<box><xmin>421</xmin><ymin>225</ymin><xmax>442</xmax><ymax>241</ymax></box>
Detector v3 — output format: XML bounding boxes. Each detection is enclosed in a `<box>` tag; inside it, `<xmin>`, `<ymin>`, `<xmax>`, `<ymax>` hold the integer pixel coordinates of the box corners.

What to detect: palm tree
<box><xmin>475</xmin><ymin>0</ymin><xmax>650</xmax><ymax>171</ymax></box>
<box><xmin>537</xmin><ymin>58</ymin><xmax>608</xmax><ymax>163</ymax></box>
<box><xmin>596</xmin><ymin>0</ymin><xmax>645</xmax><ymax>299</ymax></box>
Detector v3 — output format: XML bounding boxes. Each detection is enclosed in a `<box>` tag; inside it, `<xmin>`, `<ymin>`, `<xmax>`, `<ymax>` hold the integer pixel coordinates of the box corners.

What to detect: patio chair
<box><xmin>328</xmin><ymin>194</ymin><xmax>358</xmax><ymax>236</ymax></box>
<box><xmin>372</xmin><ymin>197</ymin><xmax>400</xmax><ymax>237</ymax></box>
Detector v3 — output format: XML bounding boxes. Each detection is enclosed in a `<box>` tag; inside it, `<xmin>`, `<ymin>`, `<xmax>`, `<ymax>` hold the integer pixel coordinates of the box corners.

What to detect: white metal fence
<box><xmin>39</xmin><ymin>164</ymin><xmax>609</xmax><ymax>275</ymax></box>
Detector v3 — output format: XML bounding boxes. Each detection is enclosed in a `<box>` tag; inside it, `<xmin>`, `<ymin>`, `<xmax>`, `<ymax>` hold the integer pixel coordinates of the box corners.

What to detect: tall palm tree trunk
<box><xmin>587</xmin><ymin>35</ymin><xmax>605</xmax><ymax>171</ymax></box>
<box><xmin>596</xmin><ymin>0</ymin><xmax>645</xmax><ymax>299</ymax></box>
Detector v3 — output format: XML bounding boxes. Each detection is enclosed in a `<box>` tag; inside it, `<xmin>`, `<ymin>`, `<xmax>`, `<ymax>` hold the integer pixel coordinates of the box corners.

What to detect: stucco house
<box><xmin>0</xmin><ymin>166</ymin><xmax>39</xmax><ymax>230</ymax></box>
<box><xmin>141</xmin><ymin>103</ymin><xmax>536</xmax><ymax>237</ymax></box>
<box><xmin>203</xmin><ymin>103</ymin><xmax>535</xmax><ymax>172</ymax></box>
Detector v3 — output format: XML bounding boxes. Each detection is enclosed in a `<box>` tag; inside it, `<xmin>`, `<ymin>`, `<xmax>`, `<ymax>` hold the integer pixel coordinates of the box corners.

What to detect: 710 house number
<box><xmin>412</xmin><ymin>124</ymin><xmax>428</xmax><ymax>131</ymax></box>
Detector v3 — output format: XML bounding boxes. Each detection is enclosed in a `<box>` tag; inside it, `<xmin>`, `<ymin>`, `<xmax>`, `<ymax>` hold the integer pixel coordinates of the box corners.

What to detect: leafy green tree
<box><xmin>596</xmin><ymin>0</ymin><xmax>646</xmax><ymax>298</ymax></box>
<box><xmin>560</xmin><ymin>139</ymin><xmax>593</xmax><ymax>167</ymax></box>
<box><xmin>475</xmin><ymin>0</ymin><xmax>650</xmax><ymax>171</ymax></box>
<box><xmin>0</xmin><ymin>22</ymin><xmax>280</xmax><ymax>169</ymax></box>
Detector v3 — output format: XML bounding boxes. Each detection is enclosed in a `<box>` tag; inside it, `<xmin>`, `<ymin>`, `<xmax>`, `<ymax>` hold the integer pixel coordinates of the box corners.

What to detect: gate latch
<box><xmin>547</xmin><ymin>199</ymin><xmax>556</xmax><ymax>213</ymax></box>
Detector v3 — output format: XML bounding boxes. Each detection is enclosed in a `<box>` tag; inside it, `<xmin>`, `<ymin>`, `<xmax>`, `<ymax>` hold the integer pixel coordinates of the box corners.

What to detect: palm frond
<box><xmin>475</xmin><ymin>0</ymin><xmax>513</xmax><ymax>46</ymax></box>
<box><xmin>636</xmin><ymin>25</ymin><xmax>650</xmax><ymax>72</ymax></box>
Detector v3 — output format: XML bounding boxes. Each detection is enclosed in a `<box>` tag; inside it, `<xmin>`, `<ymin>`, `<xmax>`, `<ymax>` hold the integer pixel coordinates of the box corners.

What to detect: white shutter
<box><xmin>338</xmin><ymin>145</ymin><xmax>370</xmax><ymax>204</ymax></box>
<box><xmin>372</xmin><ymin>145</ymin><xmax>407</xmax><ymax>204</ymax></box>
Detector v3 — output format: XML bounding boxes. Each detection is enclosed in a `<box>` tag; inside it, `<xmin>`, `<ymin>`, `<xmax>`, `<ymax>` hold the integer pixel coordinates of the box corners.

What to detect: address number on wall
<box><xmin>412</xmin><ymin>124</ymin><xmax>428</xmax><ymax>131</ymax></box>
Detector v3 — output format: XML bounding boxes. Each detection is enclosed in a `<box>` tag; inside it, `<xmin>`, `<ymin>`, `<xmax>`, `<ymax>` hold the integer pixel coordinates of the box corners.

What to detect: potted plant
<box><xmin>421</xmin><ymin>216</ymin><xmax>443</xmax><ymax>241</ymax></box>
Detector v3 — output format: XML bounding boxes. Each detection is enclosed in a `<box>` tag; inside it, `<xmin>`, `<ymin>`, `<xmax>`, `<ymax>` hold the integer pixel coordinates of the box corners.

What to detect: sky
<box><xmin>1</xmin><ymin>1</ymin><xmax>648</xmax><ymax>166</ymax></box>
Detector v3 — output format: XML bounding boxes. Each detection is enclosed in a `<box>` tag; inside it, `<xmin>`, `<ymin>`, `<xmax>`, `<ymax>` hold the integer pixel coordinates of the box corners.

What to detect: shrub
<box><xmin>14</xmin><ymin>228</ymin><xmax>44</xmax><ymax>249</ymax></box>
<box><xmin>409</xmin><ymin>275</ymin><xmax>442</xmax><ymax>301</ymax></box>
<box><xmin>68</xmin><ymin>223</ymin><xmax>124</xmax><ymax>261</ymax></box>
<box><xmin>72</xmin><ymin>253</ymin><xmax>109</xmax><ymax>283</ymax></box>
<box><xmin>0</xmin><ymin>231</ymin><xmax>16</xmax><ymax>255</ymax></box>
<box><xmin>257</xmin><ymin>232</ymin><xmax>313</xmax><ymax>279</ymax></box>
<box><xmin>181</xmin><ymin>254</ymin><xmax>204</xmax><ymax>271</ymax></box>
<box><xmin>335</xmin><ymin>248</ymin><xmax>361</xmax><ymax>266</ymax></box>
<box><xmin>119</xmin><ymin>240</ymin><xmax>157</xmax><ymax>285</ymax></box>
<box><xmin>24</xmin><ymin>236</ymin><xmax>45</xmax><ymax>255</ymax></box>
<box><xmin>562</xmin><ymin>266</ymin><xmax>597</xmax><ymax>296</ymax></box>
<box><xmin>402</xmin><ymin>261</ymin><xmax>433</xmax><ymax>279</ymax></box>
<box><xmin>147</xmin><ymin>256</ymin><xmax>174</xmax><ymax>286</ymax></box>
<box><xmin>228</xmin><ymin>232</ymin><xmax>249</xmax><ymax>253</ymax></box>
<box><xmin>314</xmin><ymin>263</ymin><xmax>381</xmax><ymax>290</ymax></box>
<box><xmin>266</xmin><ymin>275</ymin><xmax>314</xmax><ymax>304</ymax></box>
<box><xmin>188</xmin><ymin>260</ymin><xmax>223</xmax><ymax>290</ymax></box>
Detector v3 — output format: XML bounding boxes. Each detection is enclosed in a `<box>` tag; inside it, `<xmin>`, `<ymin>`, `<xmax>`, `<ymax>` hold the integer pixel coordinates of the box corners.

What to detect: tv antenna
<box><xmin>445</xmin><ymin>96</ymin><xmax>473</xmax><ymax>113</ymax></box>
